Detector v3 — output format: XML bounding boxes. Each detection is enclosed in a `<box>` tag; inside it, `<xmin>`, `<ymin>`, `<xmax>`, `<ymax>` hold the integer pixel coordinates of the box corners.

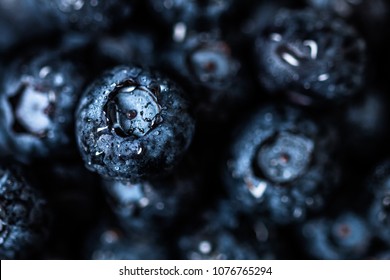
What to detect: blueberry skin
<box><xmin>0</xmin><ymin>164</ymin><xmax>49</xmax><ymax>259</ymax></box>
<box><xmin>76</xmin><ymin>66</ymin><xmax>195</xmax><ymax>182</ymax></box>
<box><xmin>254</xmin><ymin>9</ymin><xmax>366</xmax><ymax>105</ymax></box>
<box><xmin>0</xmin><ymin>51</ymin><xmax>84</xmax><ymax>163</ymax></box>
<box><xmin>301</xmin><ymin>212</ymin><xmax>371</xmax><ymax>260</ymax></box>
<box><xmin>224</xmin><ymin>105</ymin><xmax>340</xmax><ymax>224</ymax></box>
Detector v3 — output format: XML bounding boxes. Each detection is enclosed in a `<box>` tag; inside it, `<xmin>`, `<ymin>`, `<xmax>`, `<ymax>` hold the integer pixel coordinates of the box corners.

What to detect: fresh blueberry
<box><xmin>161</xmin><ymin>30</ymin><xmax>254</xmax><ymax>120</ymax></box>
<box><xmin>224</xmin><ymin>105</ymin><xmax>340</xmax><ymax>224</ymax></box>
<box><xmin>76</xmin><ymin>65</ymin><xmax>195</xmax><ymax>182</ymax></box>
<box><xmin>0</xmin><ymin>50</ymin><xmax>85</xmax><ymax>163</ymax></box>
<box><xmin>254</xmin><ymin>8</ymin><xmax>366</xmax><ymax>106</ymax></box>
<box><xmin>0</xmin><ymin>163</ymin><xmax>49</xmax><ymax>259</ymax></box>
<box><xmin>301</xmin><ymin>212</ymin><xmax>371</xmax><ymax>259</ymax></box>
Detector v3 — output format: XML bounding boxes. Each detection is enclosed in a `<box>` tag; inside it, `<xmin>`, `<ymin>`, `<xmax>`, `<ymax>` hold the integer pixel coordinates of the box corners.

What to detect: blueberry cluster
<box><xmin>1</xmin><ymin>0</ymin><xmax>390</xmax><ymax>260</ymax></box>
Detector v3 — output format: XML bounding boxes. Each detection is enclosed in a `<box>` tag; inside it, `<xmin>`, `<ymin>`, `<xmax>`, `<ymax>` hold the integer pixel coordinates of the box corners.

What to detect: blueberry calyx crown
<box><xmin>186</xmin><ymin>42</ymin><xmax>237</xmax><ymax>87</ymax></box>
<box><xmin>104</xmin><ymin>79</ymin><xmax>163</xmax><ymax>138</ymax></box>
<box><xmin>255</xmin><ymin>131</ymin><xmax>314</xmax><ymax>184</ymax></box>
<box><xmin>9</xmin><ymin>79</ymin><xmax>56</xmax><ymax>138</ymax></box>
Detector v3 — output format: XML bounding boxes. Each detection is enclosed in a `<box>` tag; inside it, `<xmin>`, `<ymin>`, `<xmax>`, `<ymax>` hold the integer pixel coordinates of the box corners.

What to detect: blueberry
<box><xmin>254</xmin><ymin>8</ymin><xmax>366</xmax><ymax>105</ymax></box>
<box><xmin>76</xmin><ymin>65</ymin><xmax>195</xmax><ymax>181</ymax></box>
<box><xmin>0</xmin><ymin>50</ymin><xmax>85</xmax><ymax>163</ymax></box>
<box><xmin>0</xmin><ymin>163</ymin><xmax>49</xmax><ymax>259</ymax></box>
<box><xmin>301</xmin><ymin>212</ymin><xmax>371</xmax><ymax>259</ymax></box>
<box><xmin>224</xmin><ymin>105</ymin><xmax>340</xmax><ymax>224</ymax></box>
<box><xmin>162</xmin><ymin>31</ymin><xmax>254</xmax><ymax>120</ymax></box>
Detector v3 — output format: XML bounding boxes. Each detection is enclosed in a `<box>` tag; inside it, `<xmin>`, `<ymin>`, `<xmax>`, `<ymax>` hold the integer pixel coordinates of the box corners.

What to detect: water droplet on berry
<box><xmin>199</xmin><ymin>240</ymin><xmax>212</xmax><ymax>254</ymax></box>
<box><xmin>105</xmin><ymin>84</ymin><xmax>162</xmax><ymax>137</ymax></box>
<box><xmin>173</xmin><ymin>22</ymin><xmax>187</xmax><ymax>42</ymax></box>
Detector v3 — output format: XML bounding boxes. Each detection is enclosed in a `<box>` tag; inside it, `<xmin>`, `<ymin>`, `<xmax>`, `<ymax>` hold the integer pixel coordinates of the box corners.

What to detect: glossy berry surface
<box><xmin>254</xmin><ymin>8</ymin><xmax>366</xmax><ymax>105</ymax></box>
<box><xmin>76</xmin><ymin>65</ymin><xmax>195</xmax><ymax>181</ymax></box>
<box><xmin>0</xmin><ymin>164</ymin><xmax>49</xmax><ymax>259</ymax></box>
<box><xmin>225</xmin><ymin>105</ymin><xmax>340</xmax><ymax>224</ymax></box>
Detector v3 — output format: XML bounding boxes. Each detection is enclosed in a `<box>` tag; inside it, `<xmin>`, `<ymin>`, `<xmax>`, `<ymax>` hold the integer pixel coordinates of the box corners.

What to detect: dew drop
<box><xmin>199</xmin><ymin>241</ymin><xmax>212</xmax><ymax>254</ymax></box>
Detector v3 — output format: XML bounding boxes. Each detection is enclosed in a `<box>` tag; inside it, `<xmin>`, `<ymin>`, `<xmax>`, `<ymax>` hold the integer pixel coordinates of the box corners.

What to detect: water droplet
<box><xmin>270</xmin><ymin>33</ymin><xmax>282</xmax><ymax>42</ymax></box>
<box><xmin>139</xmin><ymin>197</ymin><xmax>149</xmax><ymax>207</ymax></box>
<box><xmin>281</xmin><ymin>195</ymin><xmax>289</xmax><ymax>203</ymax></box>
<box><xmin>173</xmin><ymin>22</ymin><xmax>187</xmax><ymax>42</ymax></box>
<box><xmin>281</xmin><ymin>52</ymin><xmax>300</xmax><ymax>67</ymax></box>
<box><xmin>382</xmin><ymin>196</ymin><xmax>390</xmax><ymax>206</ymax></box>
<box><xmin>303</xmin><ymin>40</ymin><xmax>318</xmax><ymax>59</ymax></box>
<box><xmin>39</xmin><ymin>66</ymin><xmax>51</xmax><ymax>78</ymax></box>
<box><xmin>199</xmin><ymin>241</ymin><xmax>212</xmax><ymax>254</ymax></box>
<box><xmin>96</xmin><ymin>126</ymin><xmax>108</xmax><ymax>133</ymax></box>
<box><xmin>293</xmin><ymin>207</ymin><xmax>303</xmax><ymax>218</ymax></box>
<box><xmin>318</xmin><ymin>73</ymin><xmax>330</xmax><ymax>81</ymax></box>
<box><xmin>245</xmin><ymin>178</ymin><xmax>267</xmax><ymax>199</ymax></box>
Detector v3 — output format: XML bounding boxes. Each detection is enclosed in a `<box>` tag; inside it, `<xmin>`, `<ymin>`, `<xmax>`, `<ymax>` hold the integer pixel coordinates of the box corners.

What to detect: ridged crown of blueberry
<box><xmin>255</xmin><ymin>131</ymin><xmax>314</xmax><ymax>184</ymax></box>
<box><xmin>104</xmin><ymin>79</ymin><xmax>163</xmax><ymax>138</ymax></box>
<box><xmin>5</xmin><ymin>54</ymin><xmax>81</xmax><ymax>138</ymax></box>
<box><xmin>330</xmin><ymin>213</ymin><xmax>370</xmax><ymax>249</ymax></box>
<box><xmin>255</xmin><ymin>8</ymin><xmax>366</xmax><ymax>102</ymax></box>
<box><xmin>185</xmin><ymin>36</ymin><xmax>239</xmax><ymax>89</ymax></box>
<box><xmin>76</xmin><ymin>65</ymin><xmax>195</xmax><ymax>181</ymax></box>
